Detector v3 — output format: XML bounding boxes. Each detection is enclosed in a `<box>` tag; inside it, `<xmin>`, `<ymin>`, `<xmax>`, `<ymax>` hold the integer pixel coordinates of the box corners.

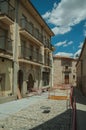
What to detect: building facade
<box><xmin>0</xmin><ymin>0</ymin><xmax>54</xmax><ymax>103</ymax></box>
<box><xmin>76</xmin><ymin>38</ymin><xmax>86</xmax><ymax>96</ymax></box>
<box><xmin>53</xmin><ymin>56</ymin><xmax>77</xmax><ymax>87</ymax></box>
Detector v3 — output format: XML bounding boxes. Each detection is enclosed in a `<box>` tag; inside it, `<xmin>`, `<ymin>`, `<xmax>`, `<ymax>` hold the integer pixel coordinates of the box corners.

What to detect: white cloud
<box><xmin>54</xmin><ymin>49</ymin><xmax>81</xmax><ymax>58</ymax></box>
<box><xmin>42</xmin><ymin>12</ymin><xmax>50</xmax><ymax>19</ymax></box>
<box><xmin>84</xmin><ymin>22</ymin><xmax>86</xmax><ymax>27</ymax></box>
<box><xmin>55</xmin><ymin>40</ymin><xmax>73</xmax><ymax>47</ymax></box>
<box><xmin>68</xmin><ymin>41</ymin><xmax>73</xmax><ymax>45</ymax></box>
<box><xmin>52</xmin><ymin>26</ymin><xmax>71</xmax><ymax>35</ymax></box>
<box><xmin>42</xmin><ymin>0</ymin><xmax>86</xmax><ymax>35</ymax></box>
<box><xmin>63</xmin><ymin>41</ymin><xmax>73</xmax><ymax>47</ymax></box>
<box><xmin>55</xmin><ymin>40</ymin><xmax>67</xmax><ymax>46</ymax></box>
<box><xmin>74</xmin><ymin>49</ymin><xmax>81</xmax><ymax>58</ymax></box>
<box><xmin>78</xmin><ymin>42</ymin><xmax>83</xmax><ymax>48</ymax></box>
<box><xmin>55</xmin><ymin>52</ymin><xmax>73</xmax><ymax>57</ymax></box>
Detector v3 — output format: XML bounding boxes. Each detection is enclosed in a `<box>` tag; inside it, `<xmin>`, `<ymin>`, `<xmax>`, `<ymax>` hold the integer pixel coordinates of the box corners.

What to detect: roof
<box><xmin>53</xmin><ymin>55</ymin><xmax>77</xmax><ymax>61</ymax></box>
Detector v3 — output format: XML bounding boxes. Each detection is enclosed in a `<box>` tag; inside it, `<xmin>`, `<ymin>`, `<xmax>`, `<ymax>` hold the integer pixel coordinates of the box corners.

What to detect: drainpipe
<box><xmin>51</xmin><ymin>53</ymin><xmax>53</xmax><ymax>87</ymax></box>
<box><xmin>40</xmin><ymin>46</ymin><xmax>44</xmax><ymax>89</ymax></box>
<box><xmin>13</xmin><ymin>0</ymin><xmax>19</xmax><ymax>96</ymax></box>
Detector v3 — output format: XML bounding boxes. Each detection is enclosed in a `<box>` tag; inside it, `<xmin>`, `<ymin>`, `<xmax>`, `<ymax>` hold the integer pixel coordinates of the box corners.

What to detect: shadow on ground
<box><xmin>76</xmin><ymin>109</ymin><xmax>86</xmax><ymax>130</ymax></box>
<box><xmin>73</xmin><ymin>88</ymin><xmax>86</xmax><ymax>130</ymax></box>
<box><xmin>30</xmin><ymin>109</ymin><xmax>72</xmax><ymax>130</ymax></box>
<box><xmin>73</xmin><ymin>88</ymin><xmax>86</xmax><ymax>105</ymax></box>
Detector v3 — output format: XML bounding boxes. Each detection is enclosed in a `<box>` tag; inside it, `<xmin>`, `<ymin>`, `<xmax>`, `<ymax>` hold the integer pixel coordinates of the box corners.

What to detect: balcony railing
<box><xmin>0</xmin><ymin>36</ymin><xmax>13</xmax><ymax>54</ymax></box>
<box><xmin>62</xmin><ymin>67</ymin><xmax>71</xmax><ymax>73</ymax></box>
<box><xmin>44</xmin><ymin>44</ymin><xmax>52</xmax><ymax>50</ymax></box>
<box><xmin>44</xmin><ymin>57</ymin><xmax>52</xmax><ymax>67</ymax></box>
<box><xmin>20</xmin><ymin>18</ymin><xmax>43</xmax><ymax>43</ymax></box>
<box><xmin>0</xmin><ymin>0</ymin><xmax>15</xmax><ymax>21</ymax></box>
<box><xmin>19</xmin><ymin>46</ymin><xmax>43</xmax><ymax>64</ymax></box>
<box><xmin>44</xmin><ymin>40</ymin><xmax>54</xmax><ymax>51</ymax></box>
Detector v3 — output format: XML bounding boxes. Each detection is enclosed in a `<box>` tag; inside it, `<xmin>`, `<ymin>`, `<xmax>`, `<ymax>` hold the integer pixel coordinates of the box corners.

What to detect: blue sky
<box><xmin>31</xmin><ymin>0</ymin><xmax>86</xmax><ymax>58</ymax></box>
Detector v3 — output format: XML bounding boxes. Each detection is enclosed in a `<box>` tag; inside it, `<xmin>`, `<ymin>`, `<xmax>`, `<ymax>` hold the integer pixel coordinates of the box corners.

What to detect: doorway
<box><xmin>0</xmin><ymin>73</ymin><xmax>5</xmax><ymax>91</ymax></box>
<box><xmin>18</xmin><ymin>70</ymin><xmax>23</xmax><ymax>93</ymax></box>
<box><xmin>64</xmin><ymin>74</ymin><xmax>69</xmax><ymax>84</ymax></box>
<box><xmin>27</xmin><ymin>73</ymin><xmax>34</xmax><ymax>92</ymax></box>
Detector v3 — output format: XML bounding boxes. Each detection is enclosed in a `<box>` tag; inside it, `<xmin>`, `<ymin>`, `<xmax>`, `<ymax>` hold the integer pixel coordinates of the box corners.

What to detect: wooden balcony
<box><xmin>0</xmin><ymin>1</ymin><xmax>15</xmax><ymax>25</ymax></box>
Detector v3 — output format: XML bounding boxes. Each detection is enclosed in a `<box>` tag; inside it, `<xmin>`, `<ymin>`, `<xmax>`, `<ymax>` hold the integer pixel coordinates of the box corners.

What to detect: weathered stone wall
<box><xmin>53</xmin><ymin>56</ymin><xmax>77</xmax><ymax>87</ymax></box>
<box><xmin>53</xmin><ymin>59</ymin><xmax>63</xmax><ymax>86</ymax></box>
<box><xmin>82</xmin><ymin>44</ymin><xmax>86</xmax><ymax>95</ymax></box>
<box><xmin>76</xmin><ymin>40</ymin><xmax>86</xmax><ymax>95</ymax></box>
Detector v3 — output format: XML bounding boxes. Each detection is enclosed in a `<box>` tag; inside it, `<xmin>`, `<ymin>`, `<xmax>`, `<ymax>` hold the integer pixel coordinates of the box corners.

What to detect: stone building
<box><xmin>0</xmin><ymin>0</ymin><xmax>54</xmax><ymax>103</ymax></box>
<box><xmin>76</xmin><ymin>38</ymin><xmax>86</xmax><ymax>96</ymax></box>
<box><xmin>53</xmin><ymin>56</ymin><xmax>77</xmax><ymax>87</ymax></box>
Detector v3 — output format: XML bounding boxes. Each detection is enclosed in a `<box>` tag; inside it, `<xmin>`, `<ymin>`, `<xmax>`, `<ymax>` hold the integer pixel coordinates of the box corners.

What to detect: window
<box><xmin>73</xmin><ymin>75</ymin><xmax>75</xmax><ymax>79</ymax></box>
<box><xmin>42</xmin><ymin>72</ymin><xmax>49</xmax><ymax>86</ymax></box>
<box><xmin>0</xmin><ymin>28</ymin><xmax>7</xmax><ymax>50</ymax></box>
<box><xmin>28</xmin><ymin>22</ymin><xmax>34</xmax><ymax>35</ymax></box>
<box><xmin>0</xmin><ymin>73</ymin><xmax>5</xmax><ymax>91</ymax></box>
<box><xmin>29</xmin><ymin>45</ymin><xmax>33</xmax><ymax>60</ymax></box>
<box><xmin>44</xmin><ymin>36</ymin><xmax>47</xmax><ymax>45</ymax></box>
<box><xmin>21</xmin><ymin>40</ymin><xmax>26</xmax><ymax>57</ymax></box>
<box><xmin>65</xmin><ymin>66</ymin><xmax>68</xmax><ymax>69</ymax></box>
<box><xmin>36</xmin><ymin>48</ymin><xmax>39</xmax><ymax>60</ymax></box>
<box><xmin>21</xmin><ymin>14</ymin><xmax>27</xmax><ymax>28</ymax></box>
<box><xmin>34</xmin><ymin>28</ymin><xmax>39</xmax><ymax>39</ymax></box>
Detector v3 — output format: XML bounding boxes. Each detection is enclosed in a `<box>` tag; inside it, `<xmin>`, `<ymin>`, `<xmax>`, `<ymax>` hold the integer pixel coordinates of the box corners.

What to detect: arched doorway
<box><xmin>27</xmin><ymin>73</ymin><xmax>34</xmax><ymax>92</ymax></box>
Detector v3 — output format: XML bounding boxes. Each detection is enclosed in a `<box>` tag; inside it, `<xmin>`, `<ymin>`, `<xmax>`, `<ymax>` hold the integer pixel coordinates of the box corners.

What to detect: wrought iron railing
<box><xmin>0</xmin><ymin>36</ymin><xmax>13</xmax><ymax>54</ymax></box>
<box><xmin>44</xmin><ymin>56</ymin><xmax>52</xmax><ymax>66</ymax></box>
<box><xmin>19</xmin><ymin>46</ymin><xmax>43</xmax><ymax>64</ymax></box>
<box><xmin>0</xmin><ymin>0</ymin><xmax>15</xmax><ymax>21</ymax></box>
<box><xmin>20</xmin><ymin>18</ymin><xmax>53</xmax><ymax>51</ymax></box>
<box><xmin>20</xmin><ymin>18</ymin><xmax>43</xmax><ymax>43</ymax></box>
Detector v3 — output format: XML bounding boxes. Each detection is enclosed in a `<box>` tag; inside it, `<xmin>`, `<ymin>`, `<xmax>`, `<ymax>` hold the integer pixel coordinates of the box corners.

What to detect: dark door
<box><xmin>0</xmin><ymin>73</ymin><xmax>5</xmax><ymax>91</ymax></box>
<box><xmin>18</xmin><ymin>70</ymin><xmax>23</xmax><ymax>93</ymax></box>
<box><xmin>27</xmin><ymin>74</ymin><xmax>34</xmax><ymax>92</ymax></box>
<box><xmin>65</xmin><ymin>75</ymin><xmax>69</xmax><ymax>84</ymax></box>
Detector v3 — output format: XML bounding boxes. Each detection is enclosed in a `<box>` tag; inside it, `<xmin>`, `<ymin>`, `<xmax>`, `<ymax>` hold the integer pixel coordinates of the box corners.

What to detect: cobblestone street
<box><xmin>0</xmin><ymin>89</ymin><xmax>72</xmax><ymax>130</ymax></box>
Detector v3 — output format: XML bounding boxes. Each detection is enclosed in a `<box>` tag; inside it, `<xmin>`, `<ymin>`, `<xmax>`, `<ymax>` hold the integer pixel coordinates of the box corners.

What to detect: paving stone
<box><xmin>0</xmin><ymin>89</ymin><xmax>72</xmax><ymax>130</ymax></box>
